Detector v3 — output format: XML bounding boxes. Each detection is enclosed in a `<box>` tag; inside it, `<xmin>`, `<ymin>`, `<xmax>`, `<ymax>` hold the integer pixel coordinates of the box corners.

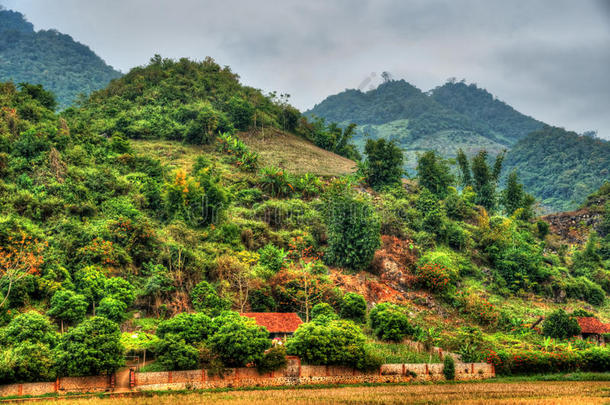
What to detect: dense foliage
<box><xmin>503</xmin><ymin>126</ymin><xmax>610</xmax><ymax>211</ymax></box>
<box><xmin>0</xmin><ymin>8</ymin><xmax>122</xmax><ymax>109</ymax></box>
<box><xmin>0</xmin><ymin>50</ymin><xmax>609</xmax><ymax>383</ymax></box>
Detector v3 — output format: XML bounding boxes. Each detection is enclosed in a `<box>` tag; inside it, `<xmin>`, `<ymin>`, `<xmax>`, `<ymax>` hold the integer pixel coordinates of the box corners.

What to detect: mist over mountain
<box><xmin>0</xmin><ymin>8</ymin><xmax>122</xmax><ymax>109</ymax></box>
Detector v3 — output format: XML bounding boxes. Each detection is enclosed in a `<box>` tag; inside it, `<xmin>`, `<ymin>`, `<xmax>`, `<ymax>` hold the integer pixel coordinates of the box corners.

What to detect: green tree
<box><xmin>74</xmin><ymin>266</ymin><xmax>106</xmax><ymax>316</ymax></box>
<box><xmin>501</xmin><ymin>171</ymin><xmax>535</xmax><ymax>218</ymax></box>
<box><xmin>416</xmin><ymin>151</ymin><xmax>454</xmax><ymax>198</ymax></box>
<box><xmin>156</xmin><ymin>312</ymin><xmax>214</xmax><ymax>345</ymax></box>
<box><xmin>47</xmin><ymin>290</ymin><xmax>87</xmax><ymax>333</ymax></box>
<box><xmin>154</xmin><ymin>335</ymin><xmax>199</xmax><ymax>371</ymax></box>
<box><xmin>18</xmin><ymin>83</ymin><xmax>57</xmax><ymax>111</ymax></box>
<box><xmin>0</xmin><ymin>311</ymin><xmax>58</xmax><ymax>347</ymax></box>
<box><xmin>104</xmin><ymin>277</ymin><xmax>136</xmax><ymax>307</ymax></box>
<box><xmin>9</xmin><ymin>341</ymin><xmax>55</xmax><ymax>382</ymax></box>
<box><xmin>310</xmin><ymin>302</ymin><xmax>338</xmax><ymax>321</ymax></box>
<box><xmin>323</xmin><ymin>187</ymin><xmax>380</xmax><ymax>270</ymax></box>
<box><xmin>364</xmin><ymin>139</ymin><xmax>404</xmax><ymax>190</ymax></box>
<box><xmin>542</xmin><ymin>309</ymin><xmax>581</xmax><ymax>339</ymax></box>
<box><xmin>417</xmin><ymin>188</ymin><xmax>444</xmax><ymax>235</ymax></box>
<box><xmin>456</xmin><ymin>149</ymin><xmax>472</xmax><ymax>187</ymax></box>
<box><xmin>286</xmin><ymin>319</ymin><xmax>372</xmax><ymax>369</ymax></box>
<box><xmin>256</xmin><ymin>345</ymin><xmax>288</xmax><ymax>374</ymax></box>
<box><xmin>369</xmin><ymin>303</ymin><xmax>414</xmax><ymax>342</ymax></box>
<box><xmin>97</xmin><ymin>297</ymin><xmax>128</xmax><ymax>324</ymax></box>
<box><xmin>468</xmin><ymin>150</ymin><xmax>505</xmax><ymax>212</ymax></box>
<box><xmin>190</xmin><ymin>281</ymin><xmax>231</xmax><ymax>316</ymax></box>
<box><xmin>54</xmin><ymin>317</ymin><xmax>124</xmax><ymax>376</ymax></box>
<box><xmin>227</xmin><ymin>96</ymin><xmax>254</xmax><ymax>131</ymax></box>
<box><xmin>339</xmin><ymin>292</ymin><xmax>367</xmax><ymax>323</ymax></box>
<box><xmin>208</xmin><ymin>315</ymin><xmax>270</xmax><ymax>367</ymax></box>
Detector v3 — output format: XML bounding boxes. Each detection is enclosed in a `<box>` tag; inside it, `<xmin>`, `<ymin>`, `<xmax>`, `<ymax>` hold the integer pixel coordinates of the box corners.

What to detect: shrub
<box><xmin>154</xmin><ymin>335</ymin><xmax>199</xmax><ymax>371</ymax></box>
<box><xmin>369</xmin><ymin>303</ymin><xmax>414</xmax><ymax>342</ymax></box>
<box><xmin>416</xmin><ymin>262</ymin><xmax>451</xmax><ymax>293</ymax></box>
<box><xmin>208</xmin><ymin>315</ymin><xmax>270</xmax><ymax>367</ymax></box>
<box><xmin>256</xmin><ymin>346</ymin><xmax>288</xmax><ymax>374</ymax></box>
<box><xmin>340</xmin><ymin>292</ymin><xmax>367</xmax><ymax>323</ymax></box>
<box><xmin>542</xmin><ymin>309</ymin><xmax>581</xmax><ymax>339</ymax></box>
<box><xmin>190</xmin><ymin>281</ymin><xmax>231</xmax><ymax>316</ymax></box>
<box><xmin>286</xmin><ymin>319</ymin><xmax>369</xmax><ymax>369</ymax></box>
<box><xmin>581</xmin><ymin>347</ymin><xmax>610</xmax><ymax>372</ymax></box>
<box><xmin>258</xmin><ymin>244</ymin><xmax>286</xmax><ymax>273</ymax></box>
<box><xmin>258</xmin><ymin>167</ymin><xmax>294</xmax><ymax>198</ymax></box>
<box><xmin>564</xmin><ymin>277</ymin><xmax>605</xmax><ymax>306</ymax></box>
<box><xmin>443</xmin><ymin>355</ymin><xmax>455</xmax><ymax>380</ymax></box>
<box><xmin>456</xmin><ymin>292</ymin><xmax>499</xmax><ymax>327</ymax></box>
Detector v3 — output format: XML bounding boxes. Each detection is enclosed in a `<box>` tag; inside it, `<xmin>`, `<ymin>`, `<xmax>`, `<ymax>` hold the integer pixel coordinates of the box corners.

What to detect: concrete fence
<box><xmin>0</xmin><ymin>358</ymin><xmax>494</xmax><ymax>398</ymax></box>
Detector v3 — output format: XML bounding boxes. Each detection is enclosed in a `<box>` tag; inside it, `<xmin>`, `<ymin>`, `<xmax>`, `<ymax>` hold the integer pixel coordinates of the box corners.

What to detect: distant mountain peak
<box><xmin>0</xmin><ymin>7</ymin><xmax>121</xmax><ymax>108</ymax></box>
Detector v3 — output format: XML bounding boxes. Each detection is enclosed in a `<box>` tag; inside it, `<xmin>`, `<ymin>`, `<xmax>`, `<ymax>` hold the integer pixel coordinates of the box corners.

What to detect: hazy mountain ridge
<box><xmin>0</xmin><ymin>8</ymin><xmax>122</xmax><ymax>108</ymax></box>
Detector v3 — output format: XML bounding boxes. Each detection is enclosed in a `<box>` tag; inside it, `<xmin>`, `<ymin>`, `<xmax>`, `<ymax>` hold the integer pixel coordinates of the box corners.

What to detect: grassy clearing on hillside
<box><xmin>130</xmin><ymin>131</ymin><xmax>357</xmax><ymax>177</ymax></box>
<box><xmin>28</xmin><ymin>382</ymin><xmax>610</xmax><ymax>404</ymax></box>
<box><xmin>238</xmin><ymin>129</ymin><xmax>357</xmax><ymax>176</ymax></box>
<box><xmin>130</xmin><ymin>140</ymin><xmax>210</xmax><ymax>172</ymax></box>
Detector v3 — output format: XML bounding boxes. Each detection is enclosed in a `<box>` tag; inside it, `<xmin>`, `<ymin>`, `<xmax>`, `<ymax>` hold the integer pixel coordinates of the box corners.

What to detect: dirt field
<box><xmin>29</xmin><ymin>381</ymin><xmax>610</xmax><ymax>404</ymax></box>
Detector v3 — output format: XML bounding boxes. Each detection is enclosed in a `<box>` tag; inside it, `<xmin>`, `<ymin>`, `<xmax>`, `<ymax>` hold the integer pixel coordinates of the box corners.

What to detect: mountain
<box><xmin>1</xmin><ymin>56</ymin><xmax>610</xmax><ymax>383</ymax></box>
<box><xmin>430</xmin><ymin>80</ymin><xmax>544</xmax><ymax>144</ymax></box>
<box><xmin>503</xmin><ymin>127</ymin><xmax>610</xmax><ymax>211</ymax></box>
<box><xmin>306</xmin><ymin>79</ymin><xmax>545</xmax><ymax>170</ymax></box>
<box><xmin>0</xmin><ymin>8</ymin><xmax>122</xmax><ymax>109</ymax></box>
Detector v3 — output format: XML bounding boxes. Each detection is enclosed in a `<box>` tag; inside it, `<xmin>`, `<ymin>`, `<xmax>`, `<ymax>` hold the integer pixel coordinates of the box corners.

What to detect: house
<box><xmin>241</xmin><ymin>312</ymin><xmax>303</xmax><ymax>339</ymax></box>
<box><xmin>576</xmin><ymin>317</ymin><xmax>610</xmax><ymax>345</ymax></box>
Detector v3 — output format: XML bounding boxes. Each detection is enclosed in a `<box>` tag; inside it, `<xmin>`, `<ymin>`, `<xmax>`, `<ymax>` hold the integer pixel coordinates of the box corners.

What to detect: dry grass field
<box><xmin>131</xmin><ymin>130</ymin><xmax>357</xmax><ymax>178</ymax></box>
<box><xmin>238</xmin><ymin>129</ymin><xmax>357</xmax><ymax>176</ymax></box>
<box><xmin>28</xmin><ymin>382</ymin><xmax>610</xmax><ymax>405</ymax></box>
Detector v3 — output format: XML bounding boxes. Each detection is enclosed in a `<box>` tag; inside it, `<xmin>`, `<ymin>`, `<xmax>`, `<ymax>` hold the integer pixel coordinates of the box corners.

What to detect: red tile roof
<box><xmin>241</xmin><ymin>312</ymin><xmax>303</xmax><ymax>333</ymax></box>
<box><xmin>577</xmin><ymin>317</ymin><xmax>610</xmax><ymax>334</ymax></box>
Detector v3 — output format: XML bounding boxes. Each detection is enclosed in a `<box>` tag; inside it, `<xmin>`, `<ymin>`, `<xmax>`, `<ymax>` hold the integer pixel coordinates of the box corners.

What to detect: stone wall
<box><xmin>0</xmin><ymin>360</ymin><xmax>495</xmax><ymax>398</ymax></box>
<box><xmin>133</xmin><ymin>358</ymin><xmax>494</xmax><ymax>391</ymax></box>
<box><xmin>0</xmin><ymin>375</ymin><xmax>110</xmax><ymax>398</ymax></box>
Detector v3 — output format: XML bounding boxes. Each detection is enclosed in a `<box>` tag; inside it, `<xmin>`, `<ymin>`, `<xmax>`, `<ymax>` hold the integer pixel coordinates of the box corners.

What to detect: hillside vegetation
<box><xmin>503</xmin><ymin>127</ymin><xmax>610</xmax><ymax>212</ymax></box>
<box><xmin>306</xmin><ymin>79</ymin><xmax>544</xmax><ymax>159</ymax></box>
<box><xmin>0</xmin><ymin>8</ymin><xmax>122</xmax><ymax>109</ymax></box>
<box><xmin>0</xmin><ymin>57</ymin><xmax>610</xmax><ymax>384</ymax></box>
<box><xmin>307</xmin><ymin>78</ymin><xmax>610</xmax><ymax>212</ymax></box>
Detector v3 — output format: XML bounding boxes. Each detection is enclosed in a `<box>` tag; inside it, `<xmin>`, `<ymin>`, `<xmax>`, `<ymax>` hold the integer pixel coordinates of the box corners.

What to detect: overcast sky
<box><xmin>3</xmin><ymin>0</ymin><xmax>610</xmax><ymax>138</ymax></box>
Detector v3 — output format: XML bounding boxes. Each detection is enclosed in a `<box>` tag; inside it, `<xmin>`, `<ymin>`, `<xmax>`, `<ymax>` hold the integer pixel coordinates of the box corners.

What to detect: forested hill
<box><xmin>430</xmin><ymin>80</ymin><xmax>544</xmax><ymax>144</ymax></box>
<box><xmin>0</xmin><ymin>8</ymin><xmax>122</xmax><ymax>109</ymax></box>
<box><xmin>305</xmin><ymin>78</ymin><xmax>546</xmax><ymax>173</ymax></box>
<box><xmin>503</xmin><ymin>126</ymin><xmax>610</xmax><ymax>212</ymax></box>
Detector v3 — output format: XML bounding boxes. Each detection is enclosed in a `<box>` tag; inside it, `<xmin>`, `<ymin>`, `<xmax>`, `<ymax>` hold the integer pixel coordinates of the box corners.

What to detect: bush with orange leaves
<box><xmin>0</xmin><ymin>232</ymin><xmax>45</xmax><ymax>308</ymax></box>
